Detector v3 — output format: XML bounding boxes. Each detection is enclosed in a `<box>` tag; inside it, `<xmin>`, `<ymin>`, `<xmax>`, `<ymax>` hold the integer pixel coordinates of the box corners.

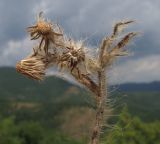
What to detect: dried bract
<box><xmin>16</xmin><ymin>57</ymin><xmax>46</xmax><ymax>80</ymax></box>
<box><xmin>112</xmin><ymin>20</ymin><xmax>135</xmax><ymax>37</ymax></box>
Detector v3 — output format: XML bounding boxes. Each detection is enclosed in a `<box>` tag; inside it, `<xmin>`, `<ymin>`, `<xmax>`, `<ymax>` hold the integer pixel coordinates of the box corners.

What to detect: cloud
<box><xmin>39</xmin><ymin>0</ymin><xmax>160</xmax><ymax>57</ymax></box>
<box><xmin>44</xmin><ymin>0</ymin><xmax>160</xmax><ymax>33</ymax></box>
<box><xmin>109</xmin><ymin>54</ymin><xmax>160</xmax><ymax>84</ymax></box>
<box><xmin>0</xmin><ymin>0</ymin><xmax>38</xmax><ymax>45</ymax></box>
<box><xmin>0</xmin><ymin>38</ymin><xmax>33</xmax><ymax>66</ymax></box>
<box><xmin>0</xmin><ymin>0</ymin><xmax>160</xmax><ymax>83</ymax></box>
<box><xmin>1</xmin><ymin>0</ymin><xmax>160</xmax><ymax>51</ymax></box>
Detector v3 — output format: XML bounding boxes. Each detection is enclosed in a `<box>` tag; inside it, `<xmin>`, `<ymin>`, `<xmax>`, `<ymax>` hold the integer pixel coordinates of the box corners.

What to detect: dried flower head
<box><xmin>27</xmin><ymin>12</ymin><xmax>52</xmax><ymax>39</ymax></box>
<box><xmin>27</xmin><ymin>12</ymin><xmax>64</xmax><ymax>54</ymax></box>
<box><xmin>16</xmin><ymin>44</ymin><xmax>58</xmax><ymax>80</ymax></box>
<box><xmin>58</xmin><ymin>40</ymin><xmax>86</xmax><ymax>73</ymax></box>
<box><xmin>16</xmin><ymin>57</ymin><xmax>46</xmax><ymax>80</ymax></box>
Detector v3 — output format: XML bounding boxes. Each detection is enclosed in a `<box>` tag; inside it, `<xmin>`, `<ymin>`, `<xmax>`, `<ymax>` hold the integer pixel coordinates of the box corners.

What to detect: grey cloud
<box><xmin>45</xmin><ymin>0</ymin><xmax>160</xmax><ymax>33</ymax></box>
<box><xmin>109</xmin><ymin>54</ymin><xmax>160</xmax><ymax>84</ymax></box>
<box><xmin>0</xmin><ymin>0</ymin><xmax>38</xmax><ymax>45</ymax></box>
<box><xmin>0</xmin><ymin>38</ymin><xmax>32</xmax><ymax>66</ymax></box>
<box><xmin>44</xmin><ymin>0</ymin><xmax>160</xmax><ymax>57</ymax></box>
<box><xmin>0</xmin><ymin>0</ymin><xmax>160</xmax><ymax>83</ymax></box>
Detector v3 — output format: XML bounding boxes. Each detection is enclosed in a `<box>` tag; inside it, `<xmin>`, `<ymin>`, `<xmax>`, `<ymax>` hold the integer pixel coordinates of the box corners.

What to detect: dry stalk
<box><xmin>16</xmin><ymin>12</ymin><xmax>138</xmax><ymax>144</ymax></box>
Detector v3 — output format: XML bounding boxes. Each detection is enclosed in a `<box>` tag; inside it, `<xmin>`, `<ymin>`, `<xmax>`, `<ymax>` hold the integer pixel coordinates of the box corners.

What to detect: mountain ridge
<box><xmin>0</xmin><ymin>67</ymin><xmax>159</xmax><ymax>92</ymax></box>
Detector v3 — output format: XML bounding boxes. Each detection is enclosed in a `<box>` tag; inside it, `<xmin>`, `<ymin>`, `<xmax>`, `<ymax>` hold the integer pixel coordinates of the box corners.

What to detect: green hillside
<box><xmin>0</xmin><ymin>67</ymin><xmax>92</xmax><ymax>124</ymax></box>
<box><xmin>0</xmin><ymin>67</ymin><xmax>160</xmax><ymax>143</ymax></box>
<box><xmin>0</xmin><ymin>67</ymin><xmax>160</xmax><ymax>122</ymax></box>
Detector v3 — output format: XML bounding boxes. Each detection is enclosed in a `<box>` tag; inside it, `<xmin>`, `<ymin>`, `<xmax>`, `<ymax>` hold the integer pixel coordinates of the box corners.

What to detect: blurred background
<box><xmin>0</xmin><ymin>0</ymin><xmax>160</xmax><ymax>143</ymax></box>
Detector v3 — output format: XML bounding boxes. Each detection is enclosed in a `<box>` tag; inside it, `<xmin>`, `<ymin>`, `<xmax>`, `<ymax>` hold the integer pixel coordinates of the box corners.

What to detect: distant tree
<box><xmin>40</xmin><ymin>132</ymin><xmax>82</xmax><ymax>144</ymax></box>
<box><xmin>0</xmin><ymin>117</ymin><xmax>22</xmax><ymax>144</ymax></box>
<box><xmin>0</xmin><ymin>117</ymin><xmax>82</xmax><ymax>144</ymax></box>
<box><xmin>18</xmin><ymin>121</ymin><xmax>44</xmax><ymax>144</ymax></box>
<box><xmin>103</xmin><ymin>107</ymin><xmax>160</xmax><ymax>144</ymax></box>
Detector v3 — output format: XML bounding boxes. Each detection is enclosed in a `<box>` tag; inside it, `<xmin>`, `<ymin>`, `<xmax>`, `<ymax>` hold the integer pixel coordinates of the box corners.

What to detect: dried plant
<box><xmin>16</xmin><ymin>12</ymin><xmax>138</xmax><ymax>144</ymax></box>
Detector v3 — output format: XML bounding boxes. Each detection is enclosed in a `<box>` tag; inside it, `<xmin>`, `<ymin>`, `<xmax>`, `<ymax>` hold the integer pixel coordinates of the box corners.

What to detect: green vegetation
<box><xmin>103</xmin><ymin>107</ymin><xmax>160</xmax><ymax>144</ymax></box>
<box><xmin>0</xmin><ymin>67</ymin><xmax>160</xmax><ymax>143</ymax></box>
<box><xmin>0</xmin><ymin>117</ymin><xmax>81</xmax><ymax>144</ymax></box>
<box><xmin>114</xmin><ymin>92</ymin><xmax>160</xmax><ymax>122</ymax></box>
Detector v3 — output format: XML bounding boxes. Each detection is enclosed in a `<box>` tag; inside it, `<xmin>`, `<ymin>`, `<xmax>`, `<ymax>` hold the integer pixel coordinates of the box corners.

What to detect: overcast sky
<box><xmin>0</xmin><ymin>0</ymin><xmax>160</xmax><ymax>84</ymax></box>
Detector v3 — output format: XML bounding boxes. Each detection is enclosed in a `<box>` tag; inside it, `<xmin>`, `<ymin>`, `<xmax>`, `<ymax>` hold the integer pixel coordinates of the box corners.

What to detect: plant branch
<box><xmin>15</xmin><ymin>13</ymin><xmax>138</xmax><ymax>144</ymax></box>
<box><xmin>71</xmin><ymin>72</ymin><xmax>99</xmax><ymax>96</ymax></box>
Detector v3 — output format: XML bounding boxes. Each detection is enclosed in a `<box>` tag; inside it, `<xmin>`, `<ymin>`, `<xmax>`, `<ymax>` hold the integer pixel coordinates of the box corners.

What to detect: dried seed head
<box><xmin>16</xmin><ymin>57</ymin><xmax>46</xmax><ymax>80</ymax></box>
<box><xmin>27</xmin><ymin>17</ymin><xmax>52</xmax><ymax>38</ymax></box>
<box><xmin>57</xmin><ymin>40</ymin><xmax>86</xmax><ymax>72</ymax></box>
<box><xmin>27</xmin><ymin>12</ymin><xmax>64</xmax><ymax>55</ymax></box>
<box><xmin>37</xmin><ymin>20</ymin><xmax>52</xmax><ymax>34</ymax></box>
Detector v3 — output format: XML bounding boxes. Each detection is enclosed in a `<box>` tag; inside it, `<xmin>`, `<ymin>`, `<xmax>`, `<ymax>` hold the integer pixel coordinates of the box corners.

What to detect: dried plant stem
<box><xmin>71</xmin><ymin>72</ymin><xmax>99</xmax><ymax>96</ymax></box>
<box><xmin>90</xmin><ymin>69</ymin><xmax>106</xmax><ymax>144</ymax></box>
<box><xmin>16</xmin><ymin>13</ymin><xmax>138</xmax><ymax>144</ymax></box>
<box><xmin>90</xmin><ymin>36</ymin><xmax>108</xmax><ymax>144</ymax></box>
